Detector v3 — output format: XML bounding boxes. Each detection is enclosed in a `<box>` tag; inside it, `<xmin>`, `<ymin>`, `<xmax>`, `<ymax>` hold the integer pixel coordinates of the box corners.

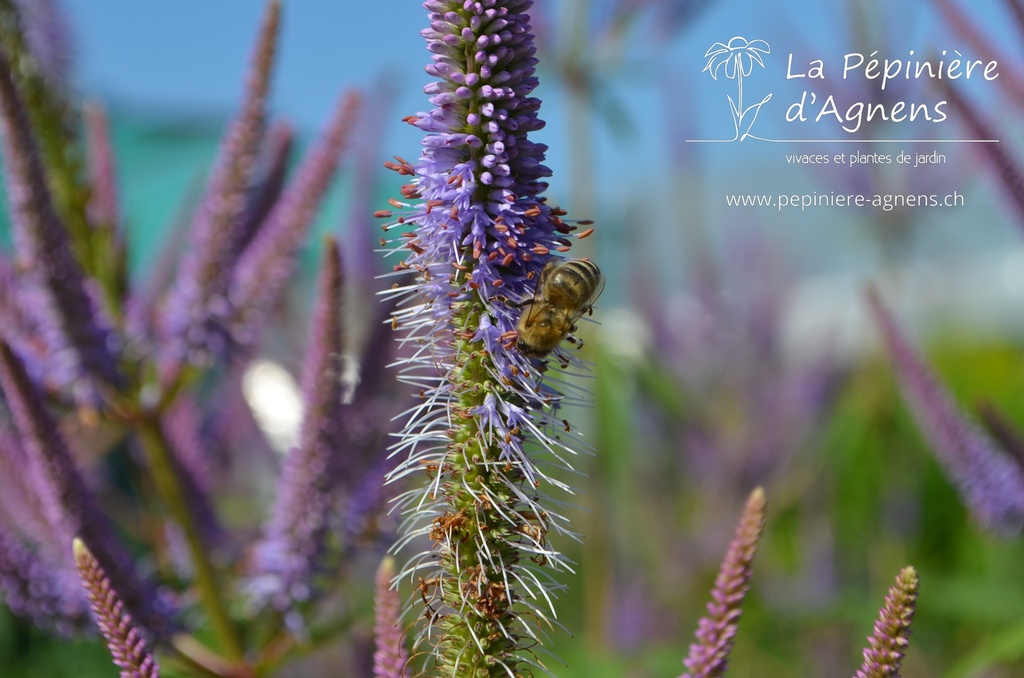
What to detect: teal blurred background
<box><xmin>4</xmin><ymin>0</ymin><xmax>1024</xmax><ymax>676</ymax></box>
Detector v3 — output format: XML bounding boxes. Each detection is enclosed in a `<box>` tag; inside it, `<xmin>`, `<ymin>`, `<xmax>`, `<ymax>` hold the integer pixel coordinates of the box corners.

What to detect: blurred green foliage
<box><xmin>543</xmin><ymin>338</ymin><xmax>1024</xmax><ymax>677</ymax></box>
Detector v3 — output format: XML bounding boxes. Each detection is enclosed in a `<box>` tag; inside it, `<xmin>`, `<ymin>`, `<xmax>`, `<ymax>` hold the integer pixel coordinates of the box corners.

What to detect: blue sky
<box><xmin>57</xmin><ymin>0</ymin><xmax>1022</xmax><ymax>288</ymax></box>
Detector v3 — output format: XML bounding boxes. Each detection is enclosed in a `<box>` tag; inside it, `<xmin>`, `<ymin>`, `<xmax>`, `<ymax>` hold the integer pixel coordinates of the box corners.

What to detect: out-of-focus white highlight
<box><xmin>242</xmin><ymin>359</ymin><xmax>303</xmax><ymax>454</ymax></box>
<box><xmin>1001</xmin><ymin>250</ymin><xmax>1024</xmax><ymax>299</ymax></box>
<box><xmin>784</xmin><ymin>247</ymin><xmax>1024</xmax><ymax>366</ymax></box>
<box><xmin>598</xmin><ymin>306</ymin><xmax>651</xmax><ymax>361</ymax></box>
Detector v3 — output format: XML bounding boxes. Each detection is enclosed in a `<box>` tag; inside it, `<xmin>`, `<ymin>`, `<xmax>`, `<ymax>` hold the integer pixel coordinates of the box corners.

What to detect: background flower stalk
<box><xmin>680</xmin><ymin>487</ymin><xmax>766</xmax><ymax>678</ymax></box>
<box><xmin>73</xmin><ymin>538</ymin><xmax>160</xmax><ymax>678</ymax></box>
<box><xmin>853</xmin><ymin>566</ymin><xmax>919</xmax><ymax>678</ymax></box>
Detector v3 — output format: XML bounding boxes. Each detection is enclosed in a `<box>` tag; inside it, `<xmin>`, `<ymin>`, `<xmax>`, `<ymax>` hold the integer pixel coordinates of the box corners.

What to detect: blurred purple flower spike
<box><xmin>0</xmin><ymin>342</ymin><xmax>173</xmax><ymax>638</ymax></box>
<box><xmin>373</xmin><ymin>556</ymin><xmax>409</xmax><ymax>678</ymax></box>
<box><xmin>250</xmin><ymin>239</ymin><xmax>346</xmax><ymax>615</ymax></box>
<box><xmin>158</xmin><ymin>0</ymin><xmax>279</xmax><ymax>369</ymax></box>
<box><xmin>0</xmin><ymin>523</ymin><xmax>87</xmax><ymax>634</ymax></box>
<box><xmin>229</xmin><ymin>91</ymin><xmax>361</xmax><ymax>349</ymax></box>
<box><xmin>866</xmin><ymin>287</ymin><xmax>1024</xmax><ymax>535</ymax></box>
<box><xmin>16</xmin><ymin>0</ymin><xmax>73</xmax><ymax>89</ymax></box>
<box><xmin>0</xmin><ymin>38</ymin><xmax>122</xmax><ymax>406</ymax></box>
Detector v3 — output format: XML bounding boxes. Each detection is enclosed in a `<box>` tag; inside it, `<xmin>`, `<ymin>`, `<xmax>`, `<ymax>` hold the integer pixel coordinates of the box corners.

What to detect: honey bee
<box><xmin>514</xmin><ymin>258</ymin><xmax>604</xmax><ymax>358</ymax></box>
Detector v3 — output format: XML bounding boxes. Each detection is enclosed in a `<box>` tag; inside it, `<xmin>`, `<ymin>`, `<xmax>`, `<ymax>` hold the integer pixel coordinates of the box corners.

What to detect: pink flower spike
<box><xmin>373</xmin><ymin>556</ymin><xmax>409</xmax><ymax>678</ymax></box>
<box><xmin>681</xmin><ymin>487</ymin><xmax>766</xmax><ymax>678</ymax></box>
<box><xmin>73</xmin><ymin>538</ymin><xmax>160</xmax><ymax>678</ymax></box>
<box><xmin>852</xmin><ymin>566</ymin><xmax>919</xmax><ymax>678</ymax></box>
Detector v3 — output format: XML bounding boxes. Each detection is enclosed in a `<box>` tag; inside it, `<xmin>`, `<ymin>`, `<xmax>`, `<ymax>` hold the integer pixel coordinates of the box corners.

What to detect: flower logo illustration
<box><xmin>703</xmin><ymin>36</ymin><xmax>773</xmax><ymax>141</ymax></box>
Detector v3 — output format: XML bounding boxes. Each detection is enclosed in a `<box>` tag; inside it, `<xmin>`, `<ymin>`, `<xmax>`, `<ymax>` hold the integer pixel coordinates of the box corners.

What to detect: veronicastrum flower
<box><xmin>249</xmin><ymin>239</ymin><xmax>346</xmax><ymax>618</ymax></box>
<box><xmin>380</xmin><ymin>1</ymin><xmax>595</xmax><ymax>673</ymax></box>
<box><xmin>374</xmin><ymin>556</ymin><xmax>410</xmax><ymax>678</ymax></box>
<box><xmin>852</xmin><ymin>566</ymin><xmax>919</xmax><ymax>678</ymax></box>
<box><xmin>680</xmin><ymin>487</ymin><xmax>766</xmax><ymax>678</ymax></box>
<box><xmin>158</xmin><ymin>0</ymin><xmax>279</xmax><ymax>368</ymax></box>
<box><xmin>0</xmin><ymin>342</ymin><xmax>172</xmax><ymax>638</ymax></box>
<box><xmin>866</xmin><ymin>288</ymin><xmax>1024</xmax><ymax>534</ymax></box>
<box><xmin>0</xmin><ymin>35</ymin><xmax>123</xmax><ymax>405</ymax></box>
<box><xmin>73</xmin><ymin>538</ymin><xmax>160</xmax><ymax>678</ymax></box>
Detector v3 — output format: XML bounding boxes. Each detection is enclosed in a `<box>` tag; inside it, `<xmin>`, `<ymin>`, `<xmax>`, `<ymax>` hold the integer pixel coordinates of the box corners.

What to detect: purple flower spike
<box><xmin>73</xmin><ymin>538</ymin><xmax>160</xmax><ymax>678</ymax></box>
<box><xmin>83</xmin><ymin>101</ymin><xmax>121</xmax><ymax>231</ymax></box>
<box><xmin>0</xmin><ymin>342</ymin><xmax>172</xmax><ymax>638</ymax></box>
<box><xmin>866</xmin><ymin>288</ymin><xmax>1024</xmax><ymax>534</ymax></box>
<box><xmin>381</xmin><ymin>2</ymin><xmax>592</xmax><ymax>670</ymax></box>
<box><xmin>938</xmin><ymin>78</ymin><xmax>1024</xmax><ymax>230</ymax></box>
<box><xmin>229</xmin><ymin>90</ymin><xmax>361</xmax><ymax>349</ymax></box>
<box><xmin>852</xmin><ymin>566</ymin><xmax>919</xmax><ymax>678</ymax></box>
<box><xmin>681</xmin><ymin>487</ymin><xmax>766</xmax><ymax>678</ymax></box>
<box><xmin>0</xmin><ymin>40</ymin><xmax>122</xmax><ymax>404</ymax></box>
<box><xmin>83</xmin><ymin>100</ymin><xmax>129</xmax><ymax>311</ymax></box>
<box><xmin>231</xmin><ymin>120</ymin><xmax>295</xmax><ymax>259</ymax></box>
<box><xmin>0</xmin><ymin>522</ymin><xmax>88</xmax><ymax>634</ymax></box>
<box><xmin>0</xmin><ymin>416</ymin><xmax>53</xmax><ymax>545</ymax></box>
<box><xmin>159</xmin><ymin>0</ymin><xmax>280</xmax><ymax>368</ymax></box>
<box><xmin>18</xmin><ymin>0</ymin><xmax>74</xmax><ymax>89</ymax></box>
<box><xmin>0</xmin><ymin>253</ymin><xmax>50</xmax><ymax>389</ymax></box>
<box><xmin>250</xmin><ymin>239</ymin><xmax>345</xmax><ymax>613</ymax></box>
<box><xmin>373</xmin><ymin>556</ymin><xmax>410</xmax><ymax>678</ymax></box>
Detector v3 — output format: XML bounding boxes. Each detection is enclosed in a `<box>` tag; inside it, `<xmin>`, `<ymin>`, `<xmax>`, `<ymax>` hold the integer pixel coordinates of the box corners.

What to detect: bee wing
<box><xmin>585</xmin><ymin>272</ymin><xmax>606</xmax><ymax>309</ymax></box>
<box><xmin>568</xmin><ymin>271</ymin><xmax>606</xmax><ymax>328</ymax></box>
<box><xmin>520</xmin><ymin>260</ymin><xmax>558</xmax><ymax>328</ymax></box>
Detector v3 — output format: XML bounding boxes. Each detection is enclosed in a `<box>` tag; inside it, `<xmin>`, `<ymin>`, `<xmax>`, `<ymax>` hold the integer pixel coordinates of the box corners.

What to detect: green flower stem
<box><xmin>433</xmin><ymin>288</ymin><xmax>525</xmax><ymax>676</ymax></box>
<box><xmin>170</xmin><ymin>633</ymin><xmax>247</xmax><ymax>678</ymax></box>
<box><xmin>137</xmin><ymin>414</ymin><xmax>245</xmax><ymax>665</ymax></box>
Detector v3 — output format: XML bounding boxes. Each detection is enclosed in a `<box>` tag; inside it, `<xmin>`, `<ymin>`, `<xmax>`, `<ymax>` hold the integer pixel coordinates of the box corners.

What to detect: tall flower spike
<box><xmin>0</xmin><ymin>253</ymin><xmax>50</xmax><ymax>390</ymax></box>
<box><xmin>0</xmin><ymin>415</ymin><xmax>55</xmax><ymax>549</ymax></box>
<box><xmin>0</xmin><ymin>342</ymin><xmax>172</xmax><ymax>637</ymax></box>
<box><xmin>852</xmin><ymin>566</ymin><xmax>919</xmax><ymax>678</ymax></box>
<box><xmin>937</xmin><ymin>78</ymin><xmax>1024</xmax><ymax>230</ymax></box>
<box><xmin>83</xmin><ymin>101</ymin><xmax>129</xmax><ymax>313</ymax></box>
<box><xmin>230</xmin><ymin>120</ymin><xmax>295</xmax><ymax>259</ymax></box>
<box><xmin>0</xmin><ymin>38</ymin><xmax>122</xmax><ymax>404</ymax></box>
<box><xmin>681</xmin><ymin>487</ymin><xmax>766</xmax><ymax>678</ymax></box>
<box><xmin>229</xmin><ymin>90</ymin><xmax>360</xmax><ymax>350</ymax></box>
<box><xmin>159</xmin><ymin>0</ymin><xmax>279</xmax><ymax>368</ymax></box>
<box><xmin>866</xmin><ymin>288</ymin><xmax>1024</xmax><ymax>534</ymax></box>
<box><xmin>249</xmin><ymin>239</ymin><xmax>345</xmax><ymax>616</ymax></box>
<box><xmin>0</xmin><ymin>522</ymin><xmax>88</xmax><ymax>634</ymax></box>
<box><xmin>73</xmin><ymin>538</ymin><xmax>160</xmax><ymax>678</ymax></box>
<box><xmin>17</xmin><ymin>0</ymin><xmax>74</xmax><ymax>88</ymax></box>
<box><xmin>374</xmin><ymin>556</ymin><xmax>410</xmax><ymax>678</ymax></box>
<box><xmin>83</xmin><ymin>101</ymin><xmax>120</xmax><ymax>231</ymax></box>
<box><xmin>0</xmin><ymin>0</ymin><xmax>94</xmax><ymax>260</ymax></box>
<box><xmin>382</xmin><ymin>2</ymin><xmax>591</xmax><ymax>673</ymax></box>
